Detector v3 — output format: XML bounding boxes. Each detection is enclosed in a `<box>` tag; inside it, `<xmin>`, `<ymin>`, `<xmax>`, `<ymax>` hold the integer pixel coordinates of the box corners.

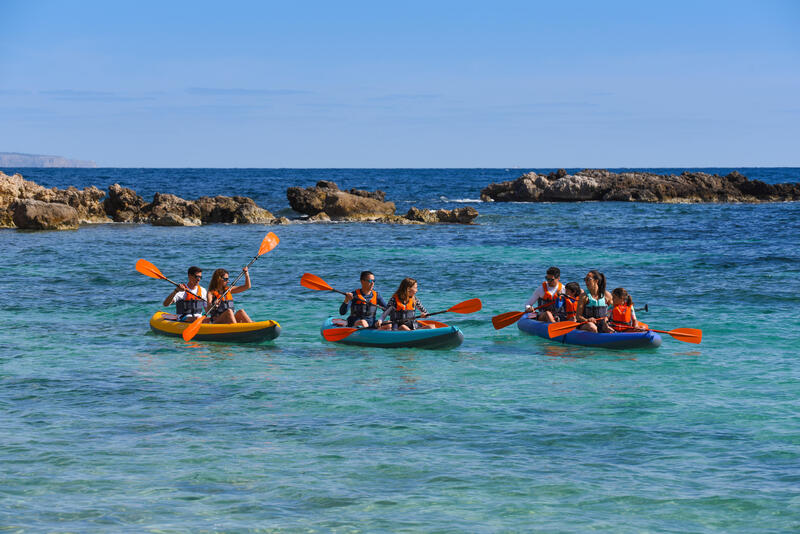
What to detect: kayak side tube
<box><xmin>321</xmin><ymin>317</ymin><xmax>464</xmax><ymax>349</ymax></box>
<box><xmin>149</xmin><ymin>311</ymin><xmax>281</xmax><ymax>343</ymax></box>
<box><xmin>518</xmin><ymin>316</ymin><xmax>662</xmax><ymax>350</ymax></box>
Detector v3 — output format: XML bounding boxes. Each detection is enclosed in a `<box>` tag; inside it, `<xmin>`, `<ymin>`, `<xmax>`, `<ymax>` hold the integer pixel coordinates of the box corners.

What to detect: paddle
<box><xmin>300</xmin><ymin>272</ymin><xmax>387</xmax><ymax>310</ymax></box>
<box><xmin>492</xmin><ymin>301</ymin><xmax>649</xmax><ymax>331</ymax></box>
<box><xmin>182</xmin><ymin>232</ymin><xmax>280</xmax><ymax>342</ymax></box>
<box><xmin>135</xmin><ymin>258</ymin><xmax>203</xmax><ymax>299</ymax></box>
<box><xmin>548</xmin><ymin>319</ymin><xmax>702</xmax><ymax>344</ymax></box>
<box><xmin>322</xmin><ymin>298</ymin><xmax>482</xmax><ymax>342</ymax></box>
<box><xmin>609</xmin><ymin>321</ymin><xmax>702</xmax><ymax>344</ymax></box>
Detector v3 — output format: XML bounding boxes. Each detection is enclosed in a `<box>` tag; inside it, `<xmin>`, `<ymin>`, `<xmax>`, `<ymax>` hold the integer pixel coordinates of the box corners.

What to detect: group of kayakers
<box><xmin>164</xmin><ymin>263</ymin><xmax>641</xmax><ymax>333</ymax></box>
<box><xmin>525</xmin><ymin>266</ymin><xmax>641</xmax><ymax>332</ymax></box>
<box><xmin>163</xmin><ymin>266</ymin><xmax>253</xmax><ymax>325</ymax></box>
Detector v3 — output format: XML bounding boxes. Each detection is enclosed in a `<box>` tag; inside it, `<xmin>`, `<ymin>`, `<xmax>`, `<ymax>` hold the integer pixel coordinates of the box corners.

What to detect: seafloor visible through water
<box><xmin>2</xmin><ymin>168</ymin><xmax>799</xmax><ymax>532</ymax></box>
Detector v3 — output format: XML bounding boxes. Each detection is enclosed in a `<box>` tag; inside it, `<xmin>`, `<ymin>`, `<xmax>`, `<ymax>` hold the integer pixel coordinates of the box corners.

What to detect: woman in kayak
<box><xmin>207</xmin><ymin>267</ymin><xmax>253</xmax><ymax>324</ymax></box>
<box><xmin>378</xmin><ymin>277</ymin><xmax>434</xmax><ymax>330</ymax></box>
<box><xmin>608</xmin><ymin>287</ymin><xmax>641</xmax><ymax>331</ymax></box>
<box><xmin>577</xmin><ymin>269</ymin><xmax>613</xmax><ymax>333</ymax></box>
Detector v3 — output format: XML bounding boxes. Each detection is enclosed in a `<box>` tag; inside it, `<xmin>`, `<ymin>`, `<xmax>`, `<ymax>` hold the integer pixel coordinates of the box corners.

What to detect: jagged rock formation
<box><xmin>0</xmin><ymin>172</ymin><xmax>279</xmax><ymax>230</ymax></box>
<box><xmin>480</xmin><ymin>169</ymin><xmax>800</xmax><ymax>203</ymax></box>
<box><xmin>287</xmin><ymin>181</ymin><xmax>479</xmax><ymax>224</ymax></box>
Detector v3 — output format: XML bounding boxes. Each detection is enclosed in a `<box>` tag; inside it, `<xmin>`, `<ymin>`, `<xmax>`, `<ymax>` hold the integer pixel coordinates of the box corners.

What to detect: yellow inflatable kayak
<box><xmin>149</xmin><ymin>311</ymin><xmax>281</xmax><ymax>343</ymax></box>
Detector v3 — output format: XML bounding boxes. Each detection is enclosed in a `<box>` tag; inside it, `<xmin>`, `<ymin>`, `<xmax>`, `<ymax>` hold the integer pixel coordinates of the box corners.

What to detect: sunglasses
<box><xmin>584</xmin><ymin>277</ymin><xmax>594</xmax><ymax>282</ymax></box>
<box><xmin>222</xmin><ymin>277</ymin><xmax>230</xmax><ymax>282</ymax></box>
<box><xmin>364</xmin><ymin>279</ymin><xmax>375</xmax><ymax>284</ymax></box>
<box><xmin>545</xmin><ymin>277</ymin><xmax>556</xmax><ymax>282</ymax></box>
<box><xmin>192</xmin><ymin>274</ymin><xmax>202</xmax><ymax>279</ymax></box>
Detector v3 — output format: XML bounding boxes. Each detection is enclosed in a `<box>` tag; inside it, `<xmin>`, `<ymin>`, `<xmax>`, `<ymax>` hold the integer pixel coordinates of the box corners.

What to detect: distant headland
<box><xmin>0</xmin><ymin>152</ymin><xmax>97</xmax><ymax>168</ymax></box>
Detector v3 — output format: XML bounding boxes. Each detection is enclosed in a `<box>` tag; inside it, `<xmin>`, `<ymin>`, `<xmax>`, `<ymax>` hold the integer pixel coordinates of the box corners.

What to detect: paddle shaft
<box><xmin>162</xmin><ymin>276</ymin><xmax>203</xmax><ymax>300</ymax></box>
<box><xmin>206</xmin><ymin>254</ymin><xmax>261</xmax><ymax>315</ymax></box>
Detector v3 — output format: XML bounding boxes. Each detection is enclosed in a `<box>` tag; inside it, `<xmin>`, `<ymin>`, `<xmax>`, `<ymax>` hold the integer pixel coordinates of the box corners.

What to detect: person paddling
<box><xmin>577</xmin><ymin>269</ymin><xmax>613</xmax><ymax>333</ymax></box>
<box><xmin>339</xmin><ymin>271</ymin><xmax>387</xmax><ymax>328</ymax></box>
<box><xmin>207</xmin><ymin>267</ymin><xmax>253</xmax><ymax>324</ymax></box>
<box><xmin>163</xmin><ymin>266</ymin><xmax>208</xmax><ymax>322</ymax></box>
<box><xmin>608</xmin><ymin>287</ymin><xmax>641</xmax><ymax>332</ymax></box>
<box><xmin>379</xmin><ymin>277</ymin><xmax>434</xmax><ymax>330</ymax></box>
<box><xmin>524</xmin><ymin>266</ymin><xmax>565</xmax><ymax>323</ymax></box>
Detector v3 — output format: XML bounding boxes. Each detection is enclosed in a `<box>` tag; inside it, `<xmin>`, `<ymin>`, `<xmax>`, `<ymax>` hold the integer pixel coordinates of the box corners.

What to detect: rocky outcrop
<box><xmin>0</xmin><ymin>172</ymin><xmax>279</xmax><ymax>230</ymax></box>
<box><xmin>480</xmin><ymin>169</ymin><xmax>800</xmax><ymax>203</ymax></box>
<box><xmin>11</xmin><ymin>199</ymin><xmax>79</xmax><ymax>230</ymax></box>
<box><xmin>287</xmin><ymin>181</ymin><xmax>395</xmax><ymax>220</ymax></box>
<box><xmin>404</xmin><ymin>206</ymin><xmax>479</xmax><ymax>224</ymax></box>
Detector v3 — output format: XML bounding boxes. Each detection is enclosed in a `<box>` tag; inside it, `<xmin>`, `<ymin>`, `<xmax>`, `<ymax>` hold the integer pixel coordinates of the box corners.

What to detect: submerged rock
<box><xmin>480</xmin><ymin>169</ymin><xmax>800</xmax><ymax>203</ymax></box>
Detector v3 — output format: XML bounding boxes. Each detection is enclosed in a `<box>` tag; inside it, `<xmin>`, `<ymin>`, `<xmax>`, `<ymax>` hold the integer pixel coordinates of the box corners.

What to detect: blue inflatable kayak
<box><xmin>517</xmin><ymin>316</ymin><xmax>662</xmax><ymax>349</ymax></box>
<box><xmin>321</xmin><ymin>317</ymin><xmax>464</xmax><ymax>349</ymax></box>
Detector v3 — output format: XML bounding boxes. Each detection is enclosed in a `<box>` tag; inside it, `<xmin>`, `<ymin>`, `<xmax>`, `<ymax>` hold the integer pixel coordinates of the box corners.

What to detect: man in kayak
<box><xmin>339</xmin><ymin>271</ymin><xmax>387</xmax><ymax>328</ymax></box>
<box><xmin>162</xmin><ymin>266</ymin><xmax>208</xmax><ymax>322</ymax></box>
<box><xmin>524</xmin><ymin>266</ymin><xmax>565</xmax><ymax>323</ymax></box>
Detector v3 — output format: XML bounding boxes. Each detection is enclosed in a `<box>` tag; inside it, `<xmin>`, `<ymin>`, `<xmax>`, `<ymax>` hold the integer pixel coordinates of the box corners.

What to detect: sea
<box><xmin>2</xmin><ymin>167</ymin><xmax>799</xmax><ymax>532</ymax></box>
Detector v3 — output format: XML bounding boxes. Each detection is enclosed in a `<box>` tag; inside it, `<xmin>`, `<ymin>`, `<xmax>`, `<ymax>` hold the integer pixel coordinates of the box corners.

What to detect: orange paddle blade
<box><xmin>135</xmin><ymin>258</ymin><xmax>166</xmax><ymax>280</ymax></box>
<box><xmin>182</xmin><ymin>315</ymin><xmax>205</xmax><ymax>342</ymax></box>
<box><xmin>322</xmin><ymin>327</ymin><xmax>358</xmax><ymax>342</ymax></box>
<box><xmin>301</xmin><ymin>273</ymin><xmax>334</xmax><ymax>291</ymax></box>
<box><xmin>447</xmin><ymin>298</ymin><xmax>482</xmax><ymax>314</ymax></box>
<box><xmin>547</xmin><ymin>321</ymin><xmax>582</xmax><ymax>338</ymax></box>
<box><xmin>258</xmin><ymin>232</ymin><xmax>280</xmax><ymax>256</ymax></box>
<box><xmin>660</xmin><ymin>327</ymin><xmax>702</xmax><ymax>344</ymax></box>
<box><xmin>492</xmin><ymin>311</ymin><xmax>525</xmax><ymax>330</ymax></box>
<box><xmin>418</xmin><ymin>319</ymin><xmax>449</xmax><ymax>328</ymax></box>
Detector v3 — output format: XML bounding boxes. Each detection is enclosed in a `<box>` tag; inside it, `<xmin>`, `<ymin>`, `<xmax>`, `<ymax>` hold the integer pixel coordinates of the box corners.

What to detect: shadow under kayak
<box><xmin>321</xmin><ymin>317</ymin><xmax>464</xmax><ymax>349</ymax></box>
<box><xmin>149</xmin><ymin>311</ymin><xmax>281</xmax><ymax>343</ymax></box>
<box><xmin>518</xmin><ymin>316</ymin><xmax>662</xmax><ymax>350</ymax></box>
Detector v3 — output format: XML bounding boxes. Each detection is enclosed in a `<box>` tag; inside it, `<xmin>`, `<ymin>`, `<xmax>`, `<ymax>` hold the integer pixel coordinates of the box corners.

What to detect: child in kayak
<box><xmin>339</xmin><ymin>270</ymin><xmax>387</xmax><ymax>328</ymax></box>
<box><xmin>378</xmin><ymin>277</ymin><xmax>434</xmax><ymax>330</ymax></box>
<box><xmin>556</xmin><ymin>282</ymin><xmax>582</xmax><ymax>322</ymax></box>
<box><xmin>163</xmin><ymin>266</ymin><xmax>208</xmax><ymax>322</ymax></box>
<box><xmin>207</xmin><ymin>267</ymin><xmax>253</xmax><ymax>324</ymax></box>
<box><xmin>524</xmin><ymin>266</ymin><xmax>564</xmax><ymax>323</ymax></box>
<box><xmin>607</xmin><ymin>287</ymin><xmax>641</xmax><ymax>331</ymax></box>
<box><xmin>577</xmin><ymin>269</ymin><xmax>613</xmax><ymax>333</ymax></box>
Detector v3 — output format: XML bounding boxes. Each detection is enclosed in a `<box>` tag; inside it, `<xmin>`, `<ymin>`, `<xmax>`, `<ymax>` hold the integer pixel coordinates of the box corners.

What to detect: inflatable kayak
<box><xmin>518</xmin><ymin>315</ymin><xmax>662</xmax><ymax>349</ymax></box>
<box><xmin>321</xmin><ymin>317</ymin><xmax>464</xmax><ymax>349</ymax></box>
<box><xmin>149</xmin><ymin>311</ymin><xmax>281</xmax><ymax>343</ymax></box>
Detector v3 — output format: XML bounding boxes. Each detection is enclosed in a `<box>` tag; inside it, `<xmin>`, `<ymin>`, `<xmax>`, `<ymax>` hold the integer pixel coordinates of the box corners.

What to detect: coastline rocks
<box><xmin>481</xmin><ymin>169</ymin><xmax>800</xmax><ymax>203</ymax></box>
<box><xmin>287</xmin><ymin>181</ymin><xmax>395</xmax><ymax>220</ymax></box>
<box><xmin>405</xmin><ymin>206</ymin><xmax>480</xmax><ymax>224</ymax></box>
<box><xmin>104</xmin><ymin>184</ymin><xmax>147</xmax><ymax>222</ymax></box>
<box><xmin>1</xmin><ymin>171</ymin><xmax>108</xmax><ymax>225</ymax></box>
<box><xmin>11</xmin><ymin>199</ymin><xmax>79</xmax><ymax>230</ymax></box>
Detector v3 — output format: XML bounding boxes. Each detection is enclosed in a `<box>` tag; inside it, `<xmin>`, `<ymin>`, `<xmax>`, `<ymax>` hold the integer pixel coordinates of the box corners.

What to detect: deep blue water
<box><xmin>2</xmin><ymin>168</ymin><xmax>799</xmax><ymax>532</ymax></box>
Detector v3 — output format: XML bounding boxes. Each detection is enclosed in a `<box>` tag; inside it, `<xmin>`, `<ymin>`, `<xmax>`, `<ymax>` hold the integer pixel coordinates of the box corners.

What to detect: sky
<box><xmin>0</xmin><ymin>0</ymin><xmax>798</xmax><ymax>167</ymax></box>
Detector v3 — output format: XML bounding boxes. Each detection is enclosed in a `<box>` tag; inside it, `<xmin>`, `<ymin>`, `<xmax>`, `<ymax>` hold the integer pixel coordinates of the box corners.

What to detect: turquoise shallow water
<box><xmin>2</xmin><ymin>169</ymin><xmax>800</xmax><ymax>532</ymax></box>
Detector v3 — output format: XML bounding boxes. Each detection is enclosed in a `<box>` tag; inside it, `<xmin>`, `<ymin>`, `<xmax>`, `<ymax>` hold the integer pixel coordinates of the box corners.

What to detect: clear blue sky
<box><xmin>1</xmin><ymin>0</ymin><xmax>798</xmax><ymax>167</ymax></box>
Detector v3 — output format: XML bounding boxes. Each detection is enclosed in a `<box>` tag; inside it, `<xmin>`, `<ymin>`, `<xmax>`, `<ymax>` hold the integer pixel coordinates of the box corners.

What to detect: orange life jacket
<box><xmin>537</xmin><ymin>281</ymin><xmax>563</xmax><ymax>312</ymax></box>
<box><xmin>175</xmin><ymin>285</ymin><xmax>205</xmax><ymax>316</ymax></box>
<box><xmin>351</xmin><ymin>288</ymin><xmax>379</xmax><ymax>319</ymax></box>
<box><xmin>562</xmin><ymin>295</ymin><xmax>578</xmax><ymax>321</ymax></box>
<box><xmin>210</xmin><ymin>288</ymin><xmax>234</xmax><ymax>317</ymax></box>
<box><xmin>392</xmin><ymin>295</ymin><xmax>417</xmax><ymax>328</ymax></box>
<box><xmin>611</xmin><ymin>303</ymin><xmax>633</xmax><ymax>326</ymax></box>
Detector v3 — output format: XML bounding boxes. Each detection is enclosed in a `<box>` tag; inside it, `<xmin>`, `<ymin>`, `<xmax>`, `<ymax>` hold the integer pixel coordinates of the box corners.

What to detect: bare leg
<box><xmin>235</xmin><ymin>309</ymin><xmax>252</xmax><ymax>323</ymax></box>
<box><xmin>213</xmin><ymin>309</ymin><xmax>237</xmax><ymax>324</ymax></box>
<box><xmin>580</xmin><ymin>321</ymin><xmax>598</xmax><ymax>333</ymax></box>
<box><xmin>353</xmin><ymin>319</ymin><xmax>369</xmax><ymax>328</ymax></box>
<box><xmin>537</xmin><ymin>311</ymin><xmax>556</xmax><ymax>323</ymax></box>
<box><xmin>398</xmin><ymin>324</ymin><xmax>411</xmax><ymax>331</ymax></box>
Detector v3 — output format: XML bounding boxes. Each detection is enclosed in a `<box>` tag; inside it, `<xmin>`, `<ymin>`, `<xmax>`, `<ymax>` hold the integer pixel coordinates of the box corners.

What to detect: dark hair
<box><xmin>360</xmin><ymin>270</ymin><xmax>374</xmax><ymax>281</ymax></box>
<box><xmin>565</xmin><ymin>282</ymin><xmax>581</xmax><ymax>296</ymax></box>
<box><xmin>546</xmin><ymin>266</ymin><xmax>560</xmax><ymax>279</ymax></box>
<box><xmin>586</xmin><ymin>269</ymin><xmax>606</xmax><ymax>297</ymax></box>
<box><xmin>209</xmin><ymin>268</ymin><xmax>229</xmax><ymax>293</ymax></box>
<box><xmin>612</xmin><ymin>287</ymin><xmax>633</xmax><ymax>306</ymax></box>
<box><xmin>394</xmin><ymin>277</ymin><xmax>417</xmax><ymax>302</ymax></box>
<box><xmin>188</xmin><ymin>266</ymin><xmax>202</xmax><ymax>277</ymax></box>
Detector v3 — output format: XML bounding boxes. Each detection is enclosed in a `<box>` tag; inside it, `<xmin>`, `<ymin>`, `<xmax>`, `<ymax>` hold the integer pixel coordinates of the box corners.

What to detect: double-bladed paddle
<box><xmin>182</xmin><ymin>232</ymin><xmax>280</xmax><ymax>342</ymax></box>
<box><xmin>547</xmin><ymin>319</ymin><xmax>702</xmax><ymax>344</ymax></box>
<box><xmin>321</xmin><ymin>297</ymin><xmax>482</xmax><ymax>342</ymax></box>
<box><xmin>135</xmin><ymin>258</ymin><xmax>203</xmax><ymax>299</ymax></box>
<box><xmin>300</xmin><ymin>272</ymin><xmax>386</xmax><ymax>310</ymax></box>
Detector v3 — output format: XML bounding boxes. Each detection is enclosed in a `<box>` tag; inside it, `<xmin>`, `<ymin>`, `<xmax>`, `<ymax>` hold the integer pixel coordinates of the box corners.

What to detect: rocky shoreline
<box><xmin>0</xmin><ymin>172</ymin><xmax>479</xmax><ymax>230</ymax></box>
<box><xmin>480</xmin><ymin>169</ymin><xmax>800</xmax><ymax>203</ymax></box>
